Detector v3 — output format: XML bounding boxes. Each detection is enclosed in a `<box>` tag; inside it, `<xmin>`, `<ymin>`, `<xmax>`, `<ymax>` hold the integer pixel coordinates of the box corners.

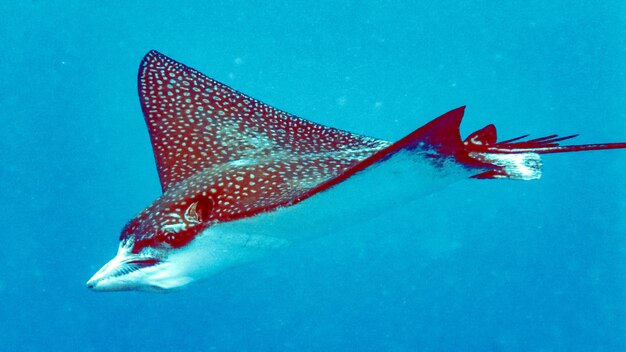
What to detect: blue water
<box><xmin>2</xmin><ymin>1</ymin><xmax>625</xmax><ymax>351</ymax></box>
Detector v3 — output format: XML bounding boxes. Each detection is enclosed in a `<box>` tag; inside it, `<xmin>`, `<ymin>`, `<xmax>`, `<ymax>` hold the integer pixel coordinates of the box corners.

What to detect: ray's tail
<box><xmin>388</xmin><ymin>107</ymin><xmax>626</xmax><ymax>180</ymax></box>
<box><xmin>464</xmin><ymin>122</ymin><xmax>626</xmax><ymax>179</ymax></box>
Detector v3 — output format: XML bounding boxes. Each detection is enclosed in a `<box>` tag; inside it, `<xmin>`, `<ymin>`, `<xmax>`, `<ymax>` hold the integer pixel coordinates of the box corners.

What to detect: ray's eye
<box><xmin>184</xmin><ymin>197</ymin><xmax>214</xmax><ymax>224</ymax></box>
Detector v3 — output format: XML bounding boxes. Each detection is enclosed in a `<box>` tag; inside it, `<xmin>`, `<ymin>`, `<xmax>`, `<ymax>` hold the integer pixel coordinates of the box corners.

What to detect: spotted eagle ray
<box><xmin>86</xmin><ymin>50</ymin><xmax>626</xmax><ymax>292</ymax></box>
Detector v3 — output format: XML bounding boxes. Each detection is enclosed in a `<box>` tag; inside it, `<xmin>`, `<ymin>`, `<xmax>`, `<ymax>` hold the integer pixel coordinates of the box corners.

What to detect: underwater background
<box><xmin>2</xmin><ymin>1</ymin><xmax>625</xmax><ymax>351</ymax></box>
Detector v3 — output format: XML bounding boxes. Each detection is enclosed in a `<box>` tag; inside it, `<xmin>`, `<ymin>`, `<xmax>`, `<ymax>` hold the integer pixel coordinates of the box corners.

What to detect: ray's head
<box><xmin>86</xmin><ymin>193</ymin><xmax>215</xmax><ymax>292</ymax></box>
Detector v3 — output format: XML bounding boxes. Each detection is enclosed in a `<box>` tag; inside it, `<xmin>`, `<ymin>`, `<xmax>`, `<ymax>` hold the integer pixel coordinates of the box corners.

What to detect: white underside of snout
<box><xmin>86</xmin><ymin>248</ymin><xmax>175</xmax><ymax>292</ymax></box>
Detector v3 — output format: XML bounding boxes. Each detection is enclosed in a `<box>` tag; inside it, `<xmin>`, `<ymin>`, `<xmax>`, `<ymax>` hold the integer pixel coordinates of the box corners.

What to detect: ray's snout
<box><xmin>86</xmin><ymin>251</ymin><xmax>162</xmax><ymax>292</ymax></box>
<box><xmin>86</xmin><ymin>277</ymin><xmax>105</xmax><ymax>290</ymax></box>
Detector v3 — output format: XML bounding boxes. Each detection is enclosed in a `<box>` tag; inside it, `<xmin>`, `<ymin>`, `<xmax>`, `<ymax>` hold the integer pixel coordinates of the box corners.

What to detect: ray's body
<box><xmin>87</xmin><ymin>51</ymin><xmax>626</xmax><ymax>292</ymax></box>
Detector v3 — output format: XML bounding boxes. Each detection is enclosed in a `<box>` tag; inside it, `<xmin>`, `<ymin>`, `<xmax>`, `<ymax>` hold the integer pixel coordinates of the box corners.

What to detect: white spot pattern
<box><xmin>138</xmin><ymin>50</ymin><xmax>389</xmax><ymax>192</ymax></box>
<box><xmin>123</xmin><ymin>51</ymin><xmax>391</xmax><ymax>251</ymax></box>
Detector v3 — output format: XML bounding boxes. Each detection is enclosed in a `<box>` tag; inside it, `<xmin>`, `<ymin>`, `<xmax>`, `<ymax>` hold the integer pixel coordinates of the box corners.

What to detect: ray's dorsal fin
<box><xmin>138</xmin><ymin>50</ymin><xmax>386</xmax><ymax>192</ymax></box>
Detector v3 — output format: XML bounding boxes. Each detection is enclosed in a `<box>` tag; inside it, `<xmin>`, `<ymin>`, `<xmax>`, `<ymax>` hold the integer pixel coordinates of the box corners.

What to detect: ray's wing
<box><xmin>138</xmin><ymin>50</ymin><xmax>387</xmax><ymax>192</ymax></box>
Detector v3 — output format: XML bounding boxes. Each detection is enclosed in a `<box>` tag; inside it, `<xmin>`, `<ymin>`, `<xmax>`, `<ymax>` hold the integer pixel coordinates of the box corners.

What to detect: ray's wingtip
<box><xmin>446</xmin><ymin>105</ymin><xmax>467</xmax><ymax>120</ymax></box>
<box><xmin>447</xmin><ymin>105</ymin><xmax>467</xmax><ymax>118</ymax></box>
<box><xmin>143</xmin><ymin>50</ymin><xmax>167</xmax><ymax>62</ymax></box>
<box><xmin>449</xmin><ymin>105</ymin><xmax>466</xmax><ymax>114</ymax></box>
